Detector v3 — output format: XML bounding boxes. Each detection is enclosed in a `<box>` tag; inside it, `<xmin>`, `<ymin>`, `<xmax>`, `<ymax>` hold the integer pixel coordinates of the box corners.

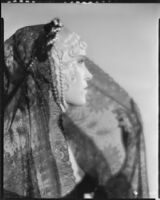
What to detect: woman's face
<box><xmin>64</xmin><ymin>57</ymin><xmax>92</xmax><ymax>106</ymax></box>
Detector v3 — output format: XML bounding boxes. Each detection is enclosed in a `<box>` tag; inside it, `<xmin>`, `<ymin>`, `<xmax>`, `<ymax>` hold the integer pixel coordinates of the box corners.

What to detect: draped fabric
<box><xmin>62</xmin><ymin>59</ymin><xmax>149</xmax><ymax>198</ymax></box>
<box><xmin>4</xmin><ymin>25</ymin><xmax>76</xmax><ymax>198</ymax></box>
<box><xmin>3</xmin><ymin>23</ymin><xmax>149</xmax><ymax>198</ymax></box>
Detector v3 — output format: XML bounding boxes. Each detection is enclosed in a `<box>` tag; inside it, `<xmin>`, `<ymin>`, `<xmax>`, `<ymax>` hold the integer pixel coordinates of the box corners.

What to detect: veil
<box><xmin>4</xmin><ymin>21</ymin><xmax>76</xmax><ymax>198</ymax></box>
<box><xmin>3</xmin><ymin>20</ymin><xmax>149</xmax><ymax>198</ymax></box>
<box><xmin>63</xmin><ymin>57</ymin><xmax>149</xmax><ymax>198</ymax></box>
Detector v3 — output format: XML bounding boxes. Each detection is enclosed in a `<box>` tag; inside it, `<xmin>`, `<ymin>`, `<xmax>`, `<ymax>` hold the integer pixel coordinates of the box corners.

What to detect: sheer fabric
<box><xmin>3</xmin><ymin>22</ymin><xmax>149</xmax><ymax>198</ymax></box>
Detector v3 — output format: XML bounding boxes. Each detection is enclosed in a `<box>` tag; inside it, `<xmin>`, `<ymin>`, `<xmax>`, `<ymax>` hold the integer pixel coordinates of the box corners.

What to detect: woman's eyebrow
<box><xmin>77</xmin><ymin>56</ymin><xmax>85</xmax><ymax>62</ymax></box>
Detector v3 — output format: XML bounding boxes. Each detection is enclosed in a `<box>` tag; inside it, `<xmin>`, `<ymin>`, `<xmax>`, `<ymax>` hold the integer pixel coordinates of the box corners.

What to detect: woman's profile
<box><xmin>3</xmin><ymin>18</ymin><xmax>149</xmax><ymax>199</ymax></box>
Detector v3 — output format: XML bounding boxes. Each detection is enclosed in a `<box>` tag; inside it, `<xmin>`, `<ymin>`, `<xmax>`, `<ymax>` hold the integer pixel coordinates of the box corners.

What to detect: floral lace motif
<box><xmin>4</xmin><ymin>23</ymin><xmax>149</xmax><ymax>198</ymax></box>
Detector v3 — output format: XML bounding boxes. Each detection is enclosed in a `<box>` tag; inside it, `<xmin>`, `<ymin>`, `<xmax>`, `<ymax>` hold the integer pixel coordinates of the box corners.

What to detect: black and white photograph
<box><xmin>1</xmin><ymin>3</ymin><xmax>159</xmax><ymax>199</ymax></box>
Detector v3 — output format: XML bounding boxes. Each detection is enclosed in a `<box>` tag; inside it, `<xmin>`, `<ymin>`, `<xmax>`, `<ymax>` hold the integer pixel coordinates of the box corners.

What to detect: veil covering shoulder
<box><xmin>3</xmin><ymin>21</ymin><xmax>149</xmax><ymax>198</ymax></box>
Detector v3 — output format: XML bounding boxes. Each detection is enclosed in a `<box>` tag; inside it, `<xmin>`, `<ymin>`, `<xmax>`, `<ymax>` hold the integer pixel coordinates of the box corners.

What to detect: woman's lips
<box><xmin>83</xmin><ymin>87</ymin><xmax>88</xmax><ymax>94</ymax></box>
<box><xmin>83</xmin><ymin>84</ymin><xmax>88</xmax><ymax>89</ymax></box>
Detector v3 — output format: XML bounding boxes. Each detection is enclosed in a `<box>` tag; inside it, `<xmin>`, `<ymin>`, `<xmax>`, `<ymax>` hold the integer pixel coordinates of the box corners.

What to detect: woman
<box><xmin>3</xmin><ymin>18</ymin><xmax>149</xmax><ymax>198</ymax></box>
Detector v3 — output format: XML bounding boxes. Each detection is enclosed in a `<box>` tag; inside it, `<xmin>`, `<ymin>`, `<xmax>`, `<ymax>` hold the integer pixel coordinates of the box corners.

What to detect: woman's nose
<box><xmin>83</xmin><ymin>65</ymin><xmax>93</xmax><ymax>81</ymax></box>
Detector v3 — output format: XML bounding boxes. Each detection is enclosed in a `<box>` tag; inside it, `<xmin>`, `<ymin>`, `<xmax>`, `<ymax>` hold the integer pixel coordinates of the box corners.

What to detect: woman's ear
<box><xmin>70</xmin><ymin>75</ymin><xmax>76</xmax><ymax>83</ymax></box>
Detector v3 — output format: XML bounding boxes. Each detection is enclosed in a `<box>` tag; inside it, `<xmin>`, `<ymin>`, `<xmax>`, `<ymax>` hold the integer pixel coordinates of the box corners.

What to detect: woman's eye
<box><xmin>78</xmin><ymin>59</ymin><xmax>85</xmax><ymax>64</ymax></box>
